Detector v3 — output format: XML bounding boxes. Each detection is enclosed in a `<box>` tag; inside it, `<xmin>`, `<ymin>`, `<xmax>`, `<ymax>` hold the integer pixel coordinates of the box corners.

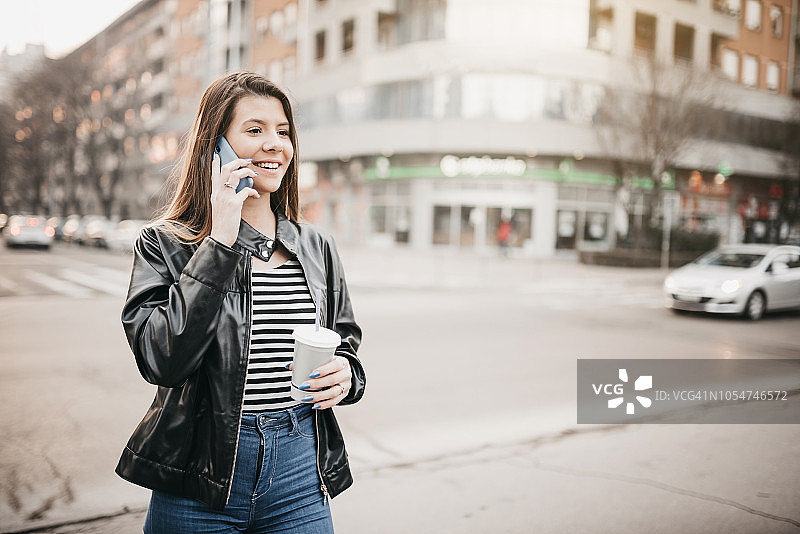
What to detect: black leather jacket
<box><xmin>115</xmin><ymin>211</ymin><xmax>365</xmax><ymax>510</ymax></box>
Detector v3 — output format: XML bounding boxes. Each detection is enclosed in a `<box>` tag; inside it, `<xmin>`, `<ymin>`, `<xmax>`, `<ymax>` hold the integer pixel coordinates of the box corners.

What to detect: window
<box><xmin>742</xmin><ymin>54</ymin><xmax>758</xmax><ymax>86</ymax></box>
<box><xmin>745</xmin><ymin>0</ymin><xmax>761</xmax><ymax>31</ymax></box>
<box><xmin>766</xmin><ymin>61</ymin><xmax>779</xmax><ymax>91</ymax></box>
<box><xmin>584</xmin><ymin>212</ymin><xmax>609</xmax><ymax>242</ymax></box>
<box><xmin>396</xmin><ymin>0</ymin><xmax>446</xmax><ymax>45</ymax></box>
<box><xmin>433</xmin><ymin>206</ymin><xmax>452</xmax><ymax>245</ymax></box>
<box><xmin>710</xmin><ymin>33</ymin><xmax>725</xmax><ymax>68</ymax></box>
<box><xmin>634</xmin><ymin>12</ymin><xmax>657</xmax><ymax>55</ymax></box>
<box><xmin>674</xmin><ymin>24</ymin><xmax>695</xmax><ymax>63</ymax></box>
<box><xmin>269</xmin><ymin>61</ymin><xmax>283</xmax><ymax>83</ymax></box>
<box><xmin>342</xmin><ymin>19</ymin><xmax>355</xmax><ymax>54</ymax></box>
<box><xmin>377</xmin><ymin>12</ymin><xmax>396</xmax><ymax>48</ymax></box>
<box><xmin>769</xmin><ymin>5</ymin><xmax>783</xmax><ymax>37</ymax></box>
<box><xmin>256</xmin><ymin>17</ymin><xmax>268</xmax><ymax>40</ymax></box>
<box><xmin>722</xmin><ymin>48</ymin><xmax>739</xmax><ymax>80</ymax></box>
<box><xmin>270</xmin><ymin>11</ymin><xmax>284</xmax><ymax>39</ymax></box>
<box><xmin>315</xmin><ymin>31</ymin><xmax>326</xmax><ymax>62</ymax></box>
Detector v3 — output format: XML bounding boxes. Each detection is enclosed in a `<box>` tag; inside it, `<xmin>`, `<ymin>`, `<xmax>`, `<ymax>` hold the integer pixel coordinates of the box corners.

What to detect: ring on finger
<box><xmin>223</xmin><ymin>181</ymin><xmax>235</xmax><ymax>189</ymax></box>
<box><xmin>338</xmin><ymin>384</ymin><xmax>346</xmax><ymax>397</ymax></box>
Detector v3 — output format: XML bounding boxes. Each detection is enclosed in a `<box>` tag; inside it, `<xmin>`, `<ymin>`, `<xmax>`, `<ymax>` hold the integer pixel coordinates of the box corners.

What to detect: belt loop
<box><xmin>288</xmin><ymin>407</ymin><xmax>299</xmax><ymax>435</ymax></box>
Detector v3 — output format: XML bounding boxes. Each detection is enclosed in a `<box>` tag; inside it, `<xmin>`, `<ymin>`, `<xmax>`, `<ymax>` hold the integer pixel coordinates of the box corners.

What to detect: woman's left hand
<box><xmin>289</xmin><ymin>355</ymin><xmax>352</xmax><ymax>410</ymax></box>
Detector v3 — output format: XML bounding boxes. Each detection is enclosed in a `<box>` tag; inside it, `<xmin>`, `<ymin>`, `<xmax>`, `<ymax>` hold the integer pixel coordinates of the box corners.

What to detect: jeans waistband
<box><xmin>240</xmin><ymin>402</ymin><xmax>313</xmax><ymax>430</ymax></box>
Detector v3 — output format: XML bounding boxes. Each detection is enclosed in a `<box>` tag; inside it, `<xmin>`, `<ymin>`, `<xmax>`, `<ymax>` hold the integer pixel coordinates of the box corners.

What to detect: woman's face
<box><xmin>224</xmin><ymin>95</ymin><xmax>294</xmax><ymax>195</ymax></box>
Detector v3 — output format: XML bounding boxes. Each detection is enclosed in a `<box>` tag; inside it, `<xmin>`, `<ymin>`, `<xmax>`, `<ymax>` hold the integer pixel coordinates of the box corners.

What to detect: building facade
<box><xmin>290</xmin><ymin>0</ymin><xmax>800</xmax><ymax>254</ymax></box>
<box><xmin>15</xmin><ymin>0</ymin><xmax>799</xmax><ymax>254</ymax></box>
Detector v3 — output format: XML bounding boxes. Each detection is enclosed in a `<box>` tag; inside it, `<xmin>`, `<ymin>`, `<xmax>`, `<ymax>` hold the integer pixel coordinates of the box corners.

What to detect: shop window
<box><xmin>556</xmin><ymin>211</ymin><xmax>577</xmax><ymax>249</ymax></box>
<box><xmin>769</xmin><ymin>5</ymin><xmax>783</xmax><ymax>37</ymax></box>
<box><xmin>394</xmin><ymin>206</ymin><xmax>411</xmax><ymax>243</ymax></box>
<box><xmin>460</xmin><ymin>206</ymin><xmax>477</xmax><ymax>246</ymax></box>
<box><xmin>342</xmin><ymin>19</ymin><xmax>355</xmax><ymax>54</ymax></box>
<box><xmin>742</xmin><ymin>54</ymin><xmax>758</xmax><ymax>87</ymax></box>
<box><xmin>584</xmin><ymin>212</ymin><xmax>609</xmax><ymax>242</ymax></box>
<box><xmin>766</xmin><ymin>61</ymin><xmax>779</xmax><ymax>92</ymax></box>
<box><xmin>745</xmin><ymin>0</ymin><xmax>762</xmax><ymax>31</ymax></box>
<box><xmin>486</xmin><ymin>207</ymin><xmax>533</xmax><ymax>248</ymax></box>
<box><xmin>433</xmin><ymin>206</ymin><xmax>451</xmax><ymax>245</ymax></box>
<box><xmin>370</xmin><ymin>205</ymin><xmax>387</xmax><ymax>234</ymax></box>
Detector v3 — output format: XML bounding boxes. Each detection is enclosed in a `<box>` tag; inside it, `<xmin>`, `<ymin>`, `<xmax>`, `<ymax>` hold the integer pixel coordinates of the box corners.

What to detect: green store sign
<box><xmin>364</xmin><ymin>155</ymin><xmax>675</xmax><ymax>190</ymax></box>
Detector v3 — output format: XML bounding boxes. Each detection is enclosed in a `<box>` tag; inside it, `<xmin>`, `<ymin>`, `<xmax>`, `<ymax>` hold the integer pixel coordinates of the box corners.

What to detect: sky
<box><xmin>0</xmin><ymin>0</ymin><xmax>141</xmax><ymax>58</ymax></box>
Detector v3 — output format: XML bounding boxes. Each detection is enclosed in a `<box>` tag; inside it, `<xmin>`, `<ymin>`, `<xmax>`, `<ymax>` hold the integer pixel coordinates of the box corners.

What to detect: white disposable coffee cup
<box><xmin>290</xmin><ymin>325</ymin><xmax>342</xmax><ymax>401</ymax></box>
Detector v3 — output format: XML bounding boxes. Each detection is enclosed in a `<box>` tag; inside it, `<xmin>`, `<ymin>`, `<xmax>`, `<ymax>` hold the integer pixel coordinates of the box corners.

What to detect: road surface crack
<box><xmin>531</xmin><ymin>461</ymin><xmax>800</xmax><ymax>529</ymax></box>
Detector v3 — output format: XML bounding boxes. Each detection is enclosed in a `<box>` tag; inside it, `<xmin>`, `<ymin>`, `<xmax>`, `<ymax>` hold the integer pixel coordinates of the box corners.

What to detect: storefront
<box><xmin>359</xmin><ymin>153</ymin><xmax>619</xmax><ymax>257</ymax></box>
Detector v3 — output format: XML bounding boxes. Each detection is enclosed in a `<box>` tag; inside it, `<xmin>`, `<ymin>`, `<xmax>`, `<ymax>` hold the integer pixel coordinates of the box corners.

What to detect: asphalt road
<box><xmin>0</xmin><ymin>242</ymin><xmax>798</xmax><ymax>533</ymax></box>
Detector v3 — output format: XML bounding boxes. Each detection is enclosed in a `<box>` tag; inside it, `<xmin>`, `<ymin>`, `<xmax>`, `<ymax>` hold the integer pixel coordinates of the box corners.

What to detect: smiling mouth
<box><xmin>254</xmin><ymin>162</ymin><xmax>280</xmax><ymax>170</ymax></box>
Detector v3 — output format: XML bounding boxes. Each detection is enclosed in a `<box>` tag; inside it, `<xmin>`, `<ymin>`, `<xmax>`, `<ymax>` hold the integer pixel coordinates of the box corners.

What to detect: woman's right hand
<box><xmin>209</xmin><ymin>154</ymin><xmax>261</xmax><ymax>247</ymax></box>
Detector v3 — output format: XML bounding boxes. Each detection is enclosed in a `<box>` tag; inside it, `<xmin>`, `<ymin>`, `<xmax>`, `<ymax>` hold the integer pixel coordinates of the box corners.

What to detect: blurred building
<box><xmin>292</xmin><ymin>0</ymin><xmax>800</xmax><ymax>253</ymax></box>
<box><xmin>714</xmin><ymin>0</ymin><xmax>795</xmax><ymax>95</ymax></box>
<box><xmin>63</xmin><ymin>0</ymin><xmax>299</xmax><ymax>218</ymax></box>
<box><xmin>38</xmin><ymin>0</ymin><xmax>800</xmax><ymax>253</ymax></box>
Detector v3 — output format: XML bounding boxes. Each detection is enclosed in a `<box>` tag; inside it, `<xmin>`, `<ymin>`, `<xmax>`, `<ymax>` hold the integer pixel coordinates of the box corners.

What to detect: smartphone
<box><xmin>213</xmin><ymin>136</ymin><xmax>254</xmax><ymax>193</ymax></box>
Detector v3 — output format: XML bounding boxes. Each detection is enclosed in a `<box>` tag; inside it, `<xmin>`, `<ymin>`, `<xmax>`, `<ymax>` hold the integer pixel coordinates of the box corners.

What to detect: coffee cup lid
<box><xmin>292</xmin><ymin>325</ymin><xmax>341</xmax><ymax>349</ymax></box>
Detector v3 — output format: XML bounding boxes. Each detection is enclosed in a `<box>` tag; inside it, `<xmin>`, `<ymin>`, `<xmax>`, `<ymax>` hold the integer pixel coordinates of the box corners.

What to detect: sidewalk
<box><xmin>337</xmin><ymin>245</ymin><xmax>667</xmax><ymax>292</ymax></box>
<box><xmin>18</xmin><ymin>402</ymin><xmax>800</xmax><ymax>533</ymax></box>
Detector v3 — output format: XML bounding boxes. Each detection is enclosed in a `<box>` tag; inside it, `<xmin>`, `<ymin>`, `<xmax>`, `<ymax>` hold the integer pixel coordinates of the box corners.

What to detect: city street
<box><xmin>0</xmin><ymin>241</ymin><xmax>799</xmax><ymax>533</ymax></box>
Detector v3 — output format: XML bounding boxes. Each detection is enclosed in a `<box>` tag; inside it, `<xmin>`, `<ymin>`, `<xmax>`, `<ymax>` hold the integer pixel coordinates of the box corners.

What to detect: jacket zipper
<box><xmin>225</xmin><ymin>250</ymin><xmax>253</xmax><ymax>506</ymax></box>
<box><xmin>314</xmin><ymin>410</ymin><xmax>329</xmax><ymax>505</ymax></box>
<box><xmin>296</xmin><ymin>251</ymin><xmax>329</xmax><ymax>505</ymax></box>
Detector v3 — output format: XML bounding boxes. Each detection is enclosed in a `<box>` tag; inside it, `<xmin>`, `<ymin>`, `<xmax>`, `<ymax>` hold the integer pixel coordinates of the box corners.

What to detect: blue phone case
<box><xmin>214</xmin><ymin>137</ymin><xmax>253</xmax><ymax>193</ymax></box>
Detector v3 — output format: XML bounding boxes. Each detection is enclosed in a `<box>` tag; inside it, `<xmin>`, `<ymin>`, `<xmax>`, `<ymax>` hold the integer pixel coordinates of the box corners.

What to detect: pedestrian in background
<box><xmin>116</xmin><ymin>72</ymin><xmax>365</xmax><ymax>533</ymax></box>
<box><xmin>497</xmin><ymin>218</ymin><xmax>512</xmax><ymax>256</ymax></box>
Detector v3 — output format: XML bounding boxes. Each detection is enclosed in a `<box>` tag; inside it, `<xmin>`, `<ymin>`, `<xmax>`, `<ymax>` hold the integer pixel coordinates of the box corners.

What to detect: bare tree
<box><xmin>595</xmin><ymin>55</ymin><xmax>722</xmax><ymax>253</ymax></box>
<box><xmin>7</xmin><ymin>54</ymin><xmax>98</xmax><ymax>216</ymax></box>
<box><xmin>0</xmin><ymin>100</ymin><xmax>15</xmax><ymax>214</ymax></box>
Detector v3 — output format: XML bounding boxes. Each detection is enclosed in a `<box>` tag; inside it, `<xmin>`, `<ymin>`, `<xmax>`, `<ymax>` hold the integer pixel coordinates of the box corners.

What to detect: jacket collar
<box><xmin>235</xmin><ymin>209</ymin><xmax>299</xmax><ymax>260</ymax></box>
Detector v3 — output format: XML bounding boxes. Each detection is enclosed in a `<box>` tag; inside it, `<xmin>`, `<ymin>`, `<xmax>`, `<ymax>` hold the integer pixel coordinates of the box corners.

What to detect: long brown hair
<box><xmin>155</xmin><ymin>72</ymin><xmax>300</xmax><ymax>243</ymax></box>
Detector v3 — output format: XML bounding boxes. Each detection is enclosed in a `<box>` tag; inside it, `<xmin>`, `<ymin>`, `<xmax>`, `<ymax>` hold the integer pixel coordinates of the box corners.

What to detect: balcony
<box><xmin>712</xmin><ymin>0</ymin><xmax>741</xmax><ymax>18</ymax></box>
<box><xmin>709</xmin><ymin>0</ymin><xmax>741</xmax><ymax>37</ymax></box>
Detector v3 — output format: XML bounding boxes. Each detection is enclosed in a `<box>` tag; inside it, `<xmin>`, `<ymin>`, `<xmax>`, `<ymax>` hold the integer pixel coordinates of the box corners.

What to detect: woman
<box><xmin>116</xmin><ymin>72</ymin><xmax>365</xmax><ymax>533</ymax></box>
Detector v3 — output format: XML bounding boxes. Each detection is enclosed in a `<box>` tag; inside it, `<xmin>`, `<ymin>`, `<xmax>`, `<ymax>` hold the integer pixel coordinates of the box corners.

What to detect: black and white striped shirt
<box><xmin>243</xmin><ymin>258</ymin><xmax>315</xmax><ymax>412</ymax></box>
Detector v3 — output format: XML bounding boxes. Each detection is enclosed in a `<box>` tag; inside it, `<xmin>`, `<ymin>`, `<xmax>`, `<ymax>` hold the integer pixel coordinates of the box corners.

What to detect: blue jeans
<box><xmin>143</xmin><ymin>403</ymin><xmax>333</xmax><ymax>533</ymax></box>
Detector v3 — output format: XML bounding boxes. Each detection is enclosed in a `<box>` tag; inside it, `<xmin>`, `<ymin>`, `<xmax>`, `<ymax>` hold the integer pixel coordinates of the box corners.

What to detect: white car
<box><xmin>664</xmin><ymin>244</ymin><xmax>800</xmax><ymax>320</ymax></box>
<box><xmin>4</xmin><ymin>215</ymin><xmax>55</xmax><ymax>249</ymax></box>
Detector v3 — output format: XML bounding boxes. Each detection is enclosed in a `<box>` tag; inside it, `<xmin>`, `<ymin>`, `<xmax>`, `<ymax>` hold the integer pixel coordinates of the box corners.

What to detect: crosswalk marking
<box><xmin>60</xmin><ymin>268</ymin><xmax>127</xmax><ymax>297</ymax></box>
<box><xmin>24</xmin><ymin>271</ymin><xmax>94</xmax><ymax>299</ymax></box>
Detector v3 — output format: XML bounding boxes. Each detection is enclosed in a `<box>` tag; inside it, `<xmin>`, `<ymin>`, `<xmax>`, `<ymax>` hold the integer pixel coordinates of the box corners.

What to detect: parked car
<box><xmin>46</xmin><ymin>216</ymin><xmax>66</xmax><ymax>241</ymax></box>
<box><xmin>664</xmin><ymin>244</ymin><xmax>800</xmax><ymax>320</ymax></box>
<box><xmin>84</xmin><ymin>217</ymin><xmax>116</xmax><ymax>248</ymax></box>
<box><xmin>3</xmin><ymin>215</ymin><xmax>55</xmax><ymax>249</ymax></box>
<box><xmin>107</xmin><ymin>219</ymin><xmax>148</xmax><ymax>252</ymax></box>
<box><xmin>61</xmin><ymin>215</ymin><xmax>82</xmax><ymax>243</ymax></box>
<box><xmin>67</xmin><ymin>215</ymin><xmax>107</xmax><ymax>246</ymax></box>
